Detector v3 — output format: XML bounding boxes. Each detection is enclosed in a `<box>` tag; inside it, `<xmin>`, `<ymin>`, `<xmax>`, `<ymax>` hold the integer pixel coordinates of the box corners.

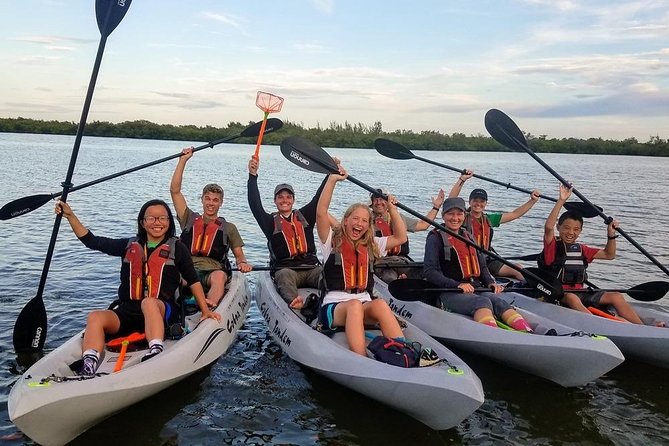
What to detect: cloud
<box><xmin>201</xmin><ymin>11</ymin><xmax>245</xmax><ymax>29</ymax></box>
<box><xmin>311</xmin><ymin>0</ymin><xmax>334</xmax><ymax>14</ymax></box>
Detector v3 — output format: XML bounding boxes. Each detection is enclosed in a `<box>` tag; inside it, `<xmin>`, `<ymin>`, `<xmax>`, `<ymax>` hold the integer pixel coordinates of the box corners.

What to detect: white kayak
<box><xmin>8</xmin><ymin>272</ymin><xmax>251</xmax><ymax>446</ymax></box>
<box><xmin>375</xmin><ymin>280</ymin><xmax>625</xmax><ymax>387</ymax></box>
<box><xmin>256</xmin><ymin>271</ymin><xmax>485</xmax><ymax>430</ymax></box>
<box><xmin>495</xmin><ymin>291</ymin><xmax>669</xmax><ymax>368</ymax></box>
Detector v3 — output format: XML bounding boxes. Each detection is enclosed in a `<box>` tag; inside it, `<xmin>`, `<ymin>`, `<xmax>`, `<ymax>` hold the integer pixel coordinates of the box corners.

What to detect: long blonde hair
<box><xmin>332</xmin><ymin>203</ymin><xmax>380</xmax><ymax>260</ymax></box>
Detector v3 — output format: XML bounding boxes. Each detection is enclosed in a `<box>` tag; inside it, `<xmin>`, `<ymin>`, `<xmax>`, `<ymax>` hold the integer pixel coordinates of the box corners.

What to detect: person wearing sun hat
<box><xmin>422</xmin><ymin>196</ymin><xmax>533</xmax><ymax>332</ymax></box>
<box><xmin>248</xmin><ymin>155</ymin><xmax>329</xmax><ymax>310</ymax></box>
<box><xmin>370</xmin><ymin>187</ymin><xmax>445</xmax><ymax>282</ymax></box>
<box><xmin>449</xmin><ymin>169</ymin><xmax>541</xmax><ymax>281</ymax></box>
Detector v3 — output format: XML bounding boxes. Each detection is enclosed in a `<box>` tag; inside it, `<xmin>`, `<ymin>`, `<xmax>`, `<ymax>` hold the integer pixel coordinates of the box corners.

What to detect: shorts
<box><xmin>574</xmin><ymin>290</ymin><xmax>604</xmax><ymax>307</ymax></box>
<box><xmin>319</xmin><ymin>302</ymin><xmax>340</xmax><ymax>330</ymax></box>
<box><xmin>439</xmin><ymin>291</ymin><xmax>512</xmax><ymax>319</ymax></box>
<box><xmin>486</xmin><ymin>259</ymin><xmax>504</xmax><ymax>276</ymax></box>
<box><xmin>197</xmin><ymin>269</ymin><xmax>230</xmax><ymax>293</ymax></box>
<box><xmin>112</xmin><ymin>300</ymin><xmax>180</xmax><ymax>337</ymax></box>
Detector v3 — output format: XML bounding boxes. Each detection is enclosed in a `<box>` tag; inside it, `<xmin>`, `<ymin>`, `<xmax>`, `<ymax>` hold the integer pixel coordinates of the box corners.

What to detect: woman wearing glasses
<box><xmin>55</xmin><ymin>199</ymin><xmax>220</xmax><ymax>377</ymax></box>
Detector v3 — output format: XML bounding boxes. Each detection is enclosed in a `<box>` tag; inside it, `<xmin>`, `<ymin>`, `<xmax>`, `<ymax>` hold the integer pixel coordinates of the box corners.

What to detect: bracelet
<box><xmin>607</xmin><ymin>235</ymin><xmax>619</xmax><ymax>240</ymax></box>
<box><xmin>432</xmin><ymin>206</ymin><xmax>440</xmax><ymax>212</ymax></box>
<box><xmin>459</xmin><ymin>179</ymin><xmax>466</xmax><ymax>185</ymax></box>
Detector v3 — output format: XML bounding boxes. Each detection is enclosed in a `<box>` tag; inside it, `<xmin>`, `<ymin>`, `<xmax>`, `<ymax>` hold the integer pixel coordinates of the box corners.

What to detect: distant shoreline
<box><xmin>1</xmin><ymin>117</ymin><xmax>667</xmax><ymax>156</ymax></box>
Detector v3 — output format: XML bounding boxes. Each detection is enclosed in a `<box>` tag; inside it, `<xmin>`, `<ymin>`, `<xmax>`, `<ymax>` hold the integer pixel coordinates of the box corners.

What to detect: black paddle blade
<box><xmin>241</xmin><ymin>117</ymin><xmax>283</xmax><ymax>138</ymax></box>
<box><xmin>628</xmin><ymin>281</ymin><xmax>669</xmax><ymax>302</ymax></box>
<box><xmin>484</xmin><ymin>109</ymin><xmax>528</xmax><ymax>151</ymax></box>
<box><xmin>522</xmin><ymin>267</ymin><xmax>564</xmax><ymax>303</ymax></box>
<box><xmin>387</xmin><ymin>279</ymin><xmax>439</xmax><ymax>304</ymax></box>
<box><xmin>13</xmin><ymin>296</ymin><xmax>47</xmax><ymax>352</ymax></box>
<box><xmin>0</xmin><ymin>194</ymin><xmax>54</xmax><ymax>221</ymax></box>
<box><xmin>374</xmin><ymin>138</ymin><xmax>415</xmax><ymax>160</ymax></box>
<box><xmin>280</xmin><ymin>136</ymin><xmax>337</xmax><ymax>174</ymax></box>
<box><xmin>96</xmin><ymin>0</ymin><xmax>132</xmax><ymax>37</ymax></box>
<box><xmin>563</xmin><ymin>201</ymin><xmax>602</xmax><ymax>219</ymax></box>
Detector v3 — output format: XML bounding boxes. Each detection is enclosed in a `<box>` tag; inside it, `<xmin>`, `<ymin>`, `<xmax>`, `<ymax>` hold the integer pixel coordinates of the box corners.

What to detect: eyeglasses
<box><xmin>143</xmin><ymin>216</ymin><xmax>170</xmax><ymax>224</ymax></box>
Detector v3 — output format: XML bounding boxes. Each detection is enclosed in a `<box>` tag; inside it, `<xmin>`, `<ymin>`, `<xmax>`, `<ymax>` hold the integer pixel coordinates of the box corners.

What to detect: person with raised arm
<box><xmin>539</xmin><ymin>184</ymin><xmax>660</xmax><ymax>325</ymax></box>
<box><xmin>55</xmin><ymin>199</ymin><xmax>220</xmax><ymax>377</ymax></box>
<box><xmin>370</xmin><ymin>187</ymin><xmax>445</xmax><ymax>282</ymax></box>
<box><xmin>450</xmin><ymin>169</ymin><xmax>540</xmax><ymax>280</ymax></box>
<box><xmin>315</xmin><ymin>161</ymin><xmax>410</xmax><ymax>355</ymax></box>
<box><xmin>171</xmin><ymin>148</ymin><xmax>252</xmax><ymax>307</ymax></box>
<box><xmin>247</xmin><ymin>156</ymin><xmax>328</xmax><ymax>309</ymax></box>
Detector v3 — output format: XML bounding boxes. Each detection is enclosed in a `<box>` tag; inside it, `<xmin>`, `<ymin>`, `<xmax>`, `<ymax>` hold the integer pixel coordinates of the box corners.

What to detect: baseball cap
<box><xmin>469</xmin><ymin>188</ymin><xmax>488</xmax><ymax>201</ymax></box>
<box><xmin>442</xmin><ymin>197</ymin><xmax>467</xmax><ymax>214</ymax></box>
<box><xmin>274</xmin><ymin>183</ymin><xmax>295</xmax><ymax>197</ymax></box>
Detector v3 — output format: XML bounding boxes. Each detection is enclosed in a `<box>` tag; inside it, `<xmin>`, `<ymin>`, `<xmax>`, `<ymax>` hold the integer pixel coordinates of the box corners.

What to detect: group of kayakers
<box><xmin>53</xmin><ymin>144</ymin><xmax>663</xmax><ymax>376</ymax></box>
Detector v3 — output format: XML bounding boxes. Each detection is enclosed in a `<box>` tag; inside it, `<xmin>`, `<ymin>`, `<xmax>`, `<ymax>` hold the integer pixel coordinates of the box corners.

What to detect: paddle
<box><xmin>0</xmin><ymin>118</ymin><xmax>283</xmax><ymax>220</ymax></box>
<box><xmin>484</xmin><ymin>108</ymin><xmax>669</xmax><ymax>278</ymax></box>
<box><xmin>374</xmin><ymin>138</ymin><xmax>600</xmax><ymax>218</ymax></box>
<box><xmin>388</xmin><ymin>278</ymin><xmax>669</xmax><ymax>303</ymax></box>
<box><xmin>252</xmin><ymin>91</ymin><xmax>284</xmax><ymax>161</ymax></box>
<box><xmin>279</xmin><ymin>136</ymin><xmax>563</xmax><ymax>302</ymax></box>
<box><xmin>505</xmin><ymin>253</ymin><xmax>540</xmax><ymax>261</ymax></box>
<box><xmin>12</xmin><ymin>0</ymin><xmax>132</xmax><ymax>353</ymax></box>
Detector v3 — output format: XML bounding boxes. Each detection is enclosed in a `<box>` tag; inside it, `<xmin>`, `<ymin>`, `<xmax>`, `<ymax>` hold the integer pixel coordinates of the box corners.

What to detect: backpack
<box><xmin>367</xmin><ymin>336</ymin><xmax>421</xmax><ymax>368</ymax></box>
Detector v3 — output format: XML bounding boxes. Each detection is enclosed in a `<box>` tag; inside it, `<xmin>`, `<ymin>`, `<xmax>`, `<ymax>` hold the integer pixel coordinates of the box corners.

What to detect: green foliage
<box><xmin>0</xmin><ymin>117</ymin><xmax>667</xmax><ymax>156</ymax></box>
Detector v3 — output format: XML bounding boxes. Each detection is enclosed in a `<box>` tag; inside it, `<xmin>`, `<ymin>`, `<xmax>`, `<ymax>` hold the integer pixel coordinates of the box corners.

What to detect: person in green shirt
<box><xmin>449</xmin><ymin>170</ymin><xmax>540</xmax><ymax>280</ymax></box>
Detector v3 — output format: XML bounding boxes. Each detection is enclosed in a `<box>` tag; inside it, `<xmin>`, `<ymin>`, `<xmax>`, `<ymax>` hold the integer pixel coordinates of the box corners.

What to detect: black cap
<box><xmin>442</xmin><ymin>197</ymin><xmax>467</xmax><ymax>214</ymax></box>
<box><xmin>274</xmin><ymin>183</ymin><xmax>295</xmax><ymax>197</ymax></box>
<box><xmin>469</xmin><ymin>188</ymin><xmax>488</xmax><ymax>201</ymax></box>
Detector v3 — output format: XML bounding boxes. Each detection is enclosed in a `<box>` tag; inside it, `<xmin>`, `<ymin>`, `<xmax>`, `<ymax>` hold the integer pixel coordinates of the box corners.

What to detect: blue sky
<box><xmin>0</xmin><ymin>0</ymin><xmax>667</xmax><ymax>141</ymax></box>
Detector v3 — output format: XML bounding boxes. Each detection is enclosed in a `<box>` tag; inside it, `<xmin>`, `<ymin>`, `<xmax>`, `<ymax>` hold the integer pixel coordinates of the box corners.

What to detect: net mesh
<box><xmin>256</xmin><ymin>91</ymin><xmax>284</xmax><ymax>113</ymax></box>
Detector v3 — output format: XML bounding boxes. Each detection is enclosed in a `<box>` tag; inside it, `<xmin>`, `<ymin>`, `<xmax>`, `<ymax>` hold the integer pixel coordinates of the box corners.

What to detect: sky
<box><xmin>0</xmin><ymin>0</ymin><xmax>668</xmax><ymax>141</ymax></box>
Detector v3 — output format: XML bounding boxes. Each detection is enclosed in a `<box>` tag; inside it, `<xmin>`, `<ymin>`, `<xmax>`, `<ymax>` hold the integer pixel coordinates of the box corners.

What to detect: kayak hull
<box><xmin>375</xmin><ymin>280</ymin><xmax>624</xmax><ymax>387</ymax></box>
<box><xmin>256</xmin><ymin>271</ymin><xmax>484</xmax><ymax>430</ymax></box>
<box><xmin>496</xmin><ymin>291</ymin><xmax>669</xmax><ymax>368</ymax></box>
<box><xmin>9</xmin><ymin>272</ymin><xmax>251</xmax><ymax>446</ymax></box>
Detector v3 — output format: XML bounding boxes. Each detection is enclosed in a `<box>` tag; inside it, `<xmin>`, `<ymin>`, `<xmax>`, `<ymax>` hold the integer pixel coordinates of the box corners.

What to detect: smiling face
<box><xmin>201</xmin><ymin>191</ymin><xmax>223</xmax><ymax>219</ymax></box>
<box><xmin>343</xmin><ymin>205</ymin><xmax>371</xmax><ymax>241</ymax></box>
<box><xmin>442</xmin><ymin>208</ymin><xmax>465</xmax><ymax>231</ymax></box>
<box><xmin>468</xmin><ymin>198</ymin><xmax>487</xmax><ymax>216</ymax></box>
<box><xmin>557</xmin><ymin>217</ymin><xmax>583</xmax><ymax>244</ymax></box>
<box><xmin>371</xmin><ymin>196</ymin><xmax>388</xmax><ymax>216</ymax></box>
<box><xmin>274</xmin><ymin>191</ymin><xmax>295</xmax><ymax>216</ymax></box>
<box><xmin>141</xmin><ymin>204</ymin><xmax>171</xmax><ymax>242</ymax></box>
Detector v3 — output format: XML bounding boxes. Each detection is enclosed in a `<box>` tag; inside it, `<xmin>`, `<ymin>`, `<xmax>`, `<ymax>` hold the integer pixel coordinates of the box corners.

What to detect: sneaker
<box><xmin>141</xmin><ymin>344</ymin><xmax>164</xmax><ymax>362</ymax></box>
<box><xmin>545</xmin><ymin>329</ymin><xmax>558</xmax><ymax>336</ymax></box>
<box><xmin>419</xmin><ymin>348</ymin><xmax>441</xmax><ymax>367</ymax></box>
<box><xmin>80</xmin><ymin>354</ymin><xmax>99</xmax><ymax>377</ymax></box>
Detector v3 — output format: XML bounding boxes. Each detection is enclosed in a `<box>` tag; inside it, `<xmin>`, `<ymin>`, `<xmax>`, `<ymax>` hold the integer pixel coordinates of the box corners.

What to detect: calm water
<box><xmin>1</xmin><ymin>132</ymin><xmax>669</xmax><ymax>445</ymax></box>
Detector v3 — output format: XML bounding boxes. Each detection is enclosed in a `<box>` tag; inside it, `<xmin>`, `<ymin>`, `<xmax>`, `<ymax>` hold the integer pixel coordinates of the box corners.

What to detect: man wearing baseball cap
<box><xmin>170</xmin><ymin>147</ymin><xmax>253</xmax><ymax>307</ymax></box>
<box><xmin>449</xmin><ymin>169</ymin><xmax>541</xmax><ymax>281</ymax></box>
<box><xmin>248</xmin><ymin>156</ymin><xmax>328</xmax><ymax>309</ymax></box>
<box><xmin>370</xmin><ymin>187</ymin><xmax>445</xmax><ymax>282</ymax></box>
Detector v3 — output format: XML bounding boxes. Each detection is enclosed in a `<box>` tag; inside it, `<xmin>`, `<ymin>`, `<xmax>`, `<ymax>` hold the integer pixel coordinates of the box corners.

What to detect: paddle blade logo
<box><xmin>290</xmin><ymin>150</ymin><xmax>310</xmax><ymax>167</ymax></box>
<box><xmin>31</xmin><ymin>327</ymin><xmax>43</xmax><ymax>349</ymax></box>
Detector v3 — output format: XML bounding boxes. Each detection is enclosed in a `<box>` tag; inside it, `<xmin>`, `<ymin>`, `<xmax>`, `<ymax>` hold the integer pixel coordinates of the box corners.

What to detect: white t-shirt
<box><xmin>318</xmin><ymin>228</ymin><xmax>389</xmax><ymax>305</ymax></box>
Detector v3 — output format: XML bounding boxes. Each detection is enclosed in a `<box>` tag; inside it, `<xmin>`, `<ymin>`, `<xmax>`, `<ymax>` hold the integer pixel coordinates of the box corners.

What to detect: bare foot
<box><xmin>398</xmin><ymin>273</ymin><xmax>408</xmax><ymax>280</ymax></box>
<box><xmin>289</xmin><ymin>296</ymin><xmax>304</xmax><ymax>309</ymax></box>
<box><xmin>654</xmin><ymin>320</ymin><xmax>666</xmax><ymax>328</ymax></box>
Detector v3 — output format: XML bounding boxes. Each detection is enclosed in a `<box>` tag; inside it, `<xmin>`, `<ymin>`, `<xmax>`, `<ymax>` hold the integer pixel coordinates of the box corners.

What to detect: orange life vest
<box><xmin>436</xmin><ymin>230</ymin><xmax>481</xmax><ymax>280</ymax></box>
<box><xmin>271</xmin><ymin>211</ymin><xmax>309</xmax><ymax>258</ymax></box>
<box><xmin>180</xmin><ymin>213</ymin><xmax>228</xmax><ymax>263</ymax></box>
<box><xmin>323</xmin><ymin>237</ymin><xmax>375</xmax><ymax>294</ymax></box>
<box><xmin>123</xmin><ymin>238</ymin><xmax>177</xmax><ymax>300</ymax></box>
<box><xmin>373</xmin><ymin>216</ymin><xmax>401</xmax><ymax>256</ymax></box>
<box><xmin>464</xmin><ymin>213</ymin><xmax>493</xmax><ymax>251</ymax></box>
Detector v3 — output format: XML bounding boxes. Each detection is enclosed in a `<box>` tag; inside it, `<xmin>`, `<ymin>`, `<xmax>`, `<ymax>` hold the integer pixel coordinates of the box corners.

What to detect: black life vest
<box><xmin>179</xmin><ymin>213</ymin><xmax>228</xmax><ymax>265</ymax></box>
<box><xmin>123</xmin><ymin>237</ymin><xmax>178</xmax><ymax>300</ymax></box>
<box><xmin>269</xmin><ymin>210</ymin><xmax>317</xmax><ymax>266</ymax></box>
<box><xmin>322</xmin><ymin>237</ymin><xmax>375</xmax><ymax>294</ymax></box>
<box><xmin>433</xmin><ymin>228</ymin><xmax>481</xmax><ymax>281</ymax></box>
<box><xmin>373</xmin><ymin>215</ymin><xmax>409</xmax><ymax>257</ymax></box>
<box><xmin>538</xmin><ymin>239</ymin><xmax>588</xmax><ymax>285</ymax></box>
<box><xmin>463</xmin><ymin>213</ymin><xmax>494</xmax><ymax>251</ymax></box>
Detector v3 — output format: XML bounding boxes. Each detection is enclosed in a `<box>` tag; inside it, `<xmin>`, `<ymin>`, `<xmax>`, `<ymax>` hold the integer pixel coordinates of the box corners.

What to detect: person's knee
<box><xmin>208</xmin><ymin>270</ymin><xmax>227</xmax><ymax>287</ymax></box>
<box><xmin>141</xmin><ymin>298</ymin><xmax>163</xmax><ymax>314</ymax></box>
<box><xmin>601</xmin><ymin>292</ymin><xmax>625</xmax><ymax>305</ymax></box>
